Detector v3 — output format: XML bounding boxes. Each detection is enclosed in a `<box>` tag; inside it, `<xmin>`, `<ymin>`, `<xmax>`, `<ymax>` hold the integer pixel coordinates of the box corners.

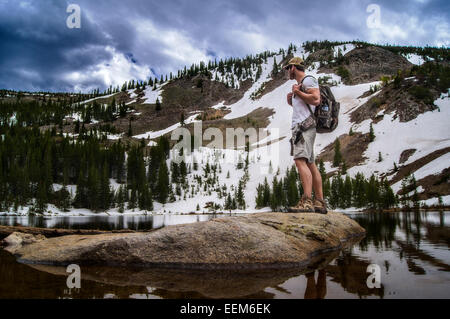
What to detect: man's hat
<box><xmin>284</xmin><ymin>57</ymin><xmax>305</xmax><ymax>69</ymax></box>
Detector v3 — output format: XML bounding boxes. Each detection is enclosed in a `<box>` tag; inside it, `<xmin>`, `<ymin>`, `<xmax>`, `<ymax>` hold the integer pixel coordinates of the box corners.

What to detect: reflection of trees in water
<box><xmin>351</xmin><ymin>212</ymin><xmax>398</xmax><ymax>251</ymax></box>
<box><xmin>425</xmin><ymin>223</ymin><xmax>450</xmax><ymax>247</ymax></box>
<box><xmin>125</xmin><ymin>218</ymin><xmax>154</xmax><ymax>231</ymax></box>
<box><xmin>394</xmin><ymin>240</ymin><xmax>450</xmax><ymax>273</ymax></box>
<box><xmin>400</xmin><ymin>211</ymin><xmax>449</xmax><ymax>248</ymax></box>
<box><xmin>352</xmin><ymin>211</ymin><xmax>449</xmax><ymax>251</ymax></box>
<box><xmin>352</xmin><ymin>211</ymin><xmax>450</xmax><ymax>276</ymax></box>
<box><xmin>325</xmin><ymin>249</ymin><xmax>385</xmax><ymax>299</ymax></box>
<box><xmin>28</xmin><ymin>214</ymin><xmax>46</xmax><ymax>228</ymax></box>
<box><xmin>51</xmin><ymin>217</ymin><xmax>120</xmax><ymax>230</ymax></box>
<box><xmin>423</xmin><ymin>212</ymin><xmax>449</xmax><ymax>247</ymax></box>
<box><xmin>401</xmin><ymin>211</ymin><xmax>425</xmax><ymax>246</ymax></box>
<box><xmin>7</xmin><ymin>214</ymin><xmax>225</xmax><ymax>231</ymax></box>
<box><xmin>397</xmin><ymin>211</ymin><xmax>450</xmax><ymax>274</ymax></box>
<box><xmin>2</xmin><ymin>213</ymin><xmax>228</xmax><ymax>232</ymax></box>
<box><xmin>50</xmin><ymin>216</ymin><xmax>154</xmax><ymax>231</ymax></box>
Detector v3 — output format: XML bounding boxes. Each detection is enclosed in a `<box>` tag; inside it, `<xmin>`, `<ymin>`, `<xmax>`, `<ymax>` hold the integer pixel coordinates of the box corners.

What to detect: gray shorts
<box><xmin>291</xmin><ymin>126</ymin><xmax>316</xmax><ymax>163</ymax></box>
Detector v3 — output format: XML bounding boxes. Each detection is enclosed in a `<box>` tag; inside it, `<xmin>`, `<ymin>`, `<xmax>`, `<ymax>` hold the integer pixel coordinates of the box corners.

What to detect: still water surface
<box><xmin>0</xmin><ymin>211</ymin><xmax>448</xmax><ymax>299</ymax></box>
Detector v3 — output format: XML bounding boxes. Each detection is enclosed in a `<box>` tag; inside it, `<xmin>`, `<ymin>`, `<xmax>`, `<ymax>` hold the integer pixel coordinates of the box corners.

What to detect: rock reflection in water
<box><xmin>21</xmin><ymin>239</ymin><xmax>366</xmax><ymax>299</ymax></box>
<box><xmin>26</xmin><ymin>250</ymin><xmax>339</xmax><ymax>299</ymax></box>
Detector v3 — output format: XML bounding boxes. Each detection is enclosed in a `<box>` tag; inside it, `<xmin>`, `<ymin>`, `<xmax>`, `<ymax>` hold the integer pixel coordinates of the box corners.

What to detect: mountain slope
<box><xmin>3</xmin><ymin>41</ymin><xmax>448</xmax><ymax>216</ymax></box>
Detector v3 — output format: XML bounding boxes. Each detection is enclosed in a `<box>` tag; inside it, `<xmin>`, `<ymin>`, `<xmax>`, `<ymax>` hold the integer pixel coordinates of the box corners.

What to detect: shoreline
<box><xmin>361</xmin><ymin>206</ymin><xmax>450</xmax><ymax>213</ymax></box>
<box><xmin>1</xmin><ymin>206</ymin><xmax>449</xmax><ymax>217</ymax></box>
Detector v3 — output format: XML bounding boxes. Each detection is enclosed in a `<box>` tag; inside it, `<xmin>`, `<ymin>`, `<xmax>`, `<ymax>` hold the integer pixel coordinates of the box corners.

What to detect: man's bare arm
<box><xmin>287</xmin><ymin>92</ymin><xmax>293</xmax><ymax>106</ymax></box>
<box><xmin>292</xmin><ymin>85</ymin><xmax>320</xmax><ymax>106</ymax></box>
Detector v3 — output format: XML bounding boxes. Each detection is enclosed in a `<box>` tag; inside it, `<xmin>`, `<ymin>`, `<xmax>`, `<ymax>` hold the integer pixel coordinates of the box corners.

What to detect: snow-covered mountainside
<box><xmin>4</xmin><ymin>42</ymin><xmax>449</xmax><ymax>216</ymax></box>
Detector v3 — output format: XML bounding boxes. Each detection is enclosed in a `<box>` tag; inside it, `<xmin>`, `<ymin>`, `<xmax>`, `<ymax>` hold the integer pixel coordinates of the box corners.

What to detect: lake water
<box><xmin>0</xmin><ymin>211</ymin><xmax>449</xmax><ymax>299</ymax></box>
<box><xmin>0</xmin><ymin>213</ymin><xmax>225</xmax><ymax>231</ymax></box>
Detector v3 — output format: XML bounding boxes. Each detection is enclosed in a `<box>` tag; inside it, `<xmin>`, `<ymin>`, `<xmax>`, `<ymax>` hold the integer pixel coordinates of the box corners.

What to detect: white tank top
<box><xmin>291</xmin><ymin>76</ymin><xmax>318</xmax><ymax>128</ymax></box>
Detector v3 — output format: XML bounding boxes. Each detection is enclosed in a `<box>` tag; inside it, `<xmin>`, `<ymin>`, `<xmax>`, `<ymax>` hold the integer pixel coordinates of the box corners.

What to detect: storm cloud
<box><xmin>0</xmin><ymin>0</ymin><xmax>448</xmax><ymax>92</ymax></box>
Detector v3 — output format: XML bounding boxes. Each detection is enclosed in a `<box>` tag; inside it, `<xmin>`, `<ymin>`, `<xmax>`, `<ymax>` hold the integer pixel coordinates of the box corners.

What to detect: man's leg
<box><xmin>307</xmin><ymin>161</ymin><xmax>327</xmax><ymax>213</ymax></box>
<box><xmin>316</xmin><ymin>269</ymin><xmax>327</xmax><ymax>299</ymax></box>
<box><xmin>306</xmin><ymin>162</ymin><xmax>323</xmax><ymax>200</ymax></box>
<box><xmin>294</xmin><ymin>158</ymin><xmax>312</xmax><ymax>198</ymax></box>
<box><xmin>304</xmin><ymin>272</ymin><xmax>317</xmax><ymax>299</ymax></box>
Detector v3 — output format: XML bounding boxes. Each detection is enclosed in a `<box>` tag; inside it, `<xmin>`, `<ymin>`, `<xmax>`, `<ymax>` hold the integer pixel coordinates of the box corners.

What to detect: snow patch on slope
<box><xmin>142</xmin><ymin>84</ymin><xmax>165</xmax><ymax>104</ymax></box>
<box><xmin>348</xmin><ymin>93</ymin><xmax>450</xmax><ymax>184</ymax></box>
<box><xmin>133</xmin><ymin>112</ymin><xmax>201</xmax><ymax>140</ymax></box>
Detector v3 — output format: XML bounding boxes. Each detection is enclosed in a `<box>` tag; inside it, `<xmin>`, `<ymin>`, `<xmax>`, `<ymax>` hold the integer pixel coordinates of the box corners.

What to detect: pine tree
<box><xmin>75</xmin><ymin>120</ymin><xmax>80</xmax><ymax>134</ymax></box>
<box><xmin>400</xmin><ymin>175</ymin><xmax>410</xmax><ymax>208</ymax></box>
<box><xmin>99</xmin><ymin>163</ymin><xmax>112</xmax><ymax>211</ymax></box>
<box><xmin>87</xmin><ymin>164</ymin><xmax>100</xmax><ymax>212</ymax></box>
<box><xmin>116</xmin><ymin>185</ymin><xmax>126</xmax><ymax>213</ymax></box>
<box><xmin>127</xmin><ymin>118</ymin><xmax>133</xmax><ymax>137</ymax></box>
<box><xmin>410</xmin><ymin>174</ymin><xmax>419</xmax><ymax>209</ymax></box>
<box><xmin>138</xmin><ymin>182</ymin><xmax>153</xmax><ymax>211</ymax></box>
<box><xmin>179</xmin><ymin>160</ymin><xmax>187</xmax><ymax>183</ymax></box>
<box><xmin>116</xmin><ymin>143</ymin><xmax>126</xmax><ymax>183</ymax></box>
<box><xmin>369</xmin><ymin>123</ymin><xmax>375</xmax><ymax>142</ymax></box>
<box><xmin>129</xmin><ymin>186</ymin><xmax>137</xmax><ymax>210</ymax></box>
<box><xmin>333</xmin><ymin>138</ymin><xmax>342</xmax><ymax>167</ymax></box>
<box><xmin>378</xmin><ymin>152</ymin><xmax>383</xmax><ymax>162</ymax></box>
<box><xmin>366</xmin><ymin>174</ymin><xmax>379</xmax><ymax>209</ymax></box>
<box><xmin>286</xmin><ymin>167</ymin><xmax>300</xmax><ymax>207</ymax></box>
<box><xmin>57</xmin><ymin>185</ymin><xmax>71</xmax><ymax>212</ymax></box>
<box><xmin>329</xmin><ymin>175</ymin><xmax>340</xmax><ymax>209</ymax></box>
<box><xmin>225</xmin><ymin>193</ymin><xmax>233</xmax><ymax>211</ymax></box>
<box><xmin>271</xmin><ymin>57</ymin><xmax>278</xmax><ymax>76</ymax></box>
<box><xmin>341</xmin><ymin>161</ymin><xmax>347</xmax><ymax>174</ymax></box>
<box><xmin>412</xmin><ymin>190</ymin><xmax>420</xmax><ymax>209</ymax></box>
<box><xmin>33</xmin><ymin>181</ymin><xmax>48</xmax><ymax>213</ymax></box>
<box><xmin>380</xmin><ymin>179</ymin><xmax>396</xmax><ymax>209</ymax></box>
<box><xmin>73</xmin><ymin>166</ymin><xmax>88</xmax><ymax>208</ymax></box>
<box><xmin>180</xmin><ymin>112</ymin><xmax>185</xmax><ymax>126</ymax></box>
<box><xmin>343</xmin><ymin>175</ymin><xmax>352</xmax><ymax>208</ymax></box>
<box><xmin>263</xmin><ymin>177</ymin><xmax>271</xmax><ymax>207</ymax></box>
<box><xmin>119</xmin><ymin>102</ymin><xmax>127</xmax><ymax>117</ymax></box>
<box><xmin>157</xmin><ymin>160</ymin><xmax>170</xmax><ymax>203</ymax></box>
<box><xmin>232</xmin><ymin>197</ymin><xmax>237</xmax><ymax>210</ymax></box>
<box><xmin>193</xmin><ymin>159</ymin><xmax>198</xmax><ymax>171</ymax></box>
<box><xmin>255</xmin><ymin>184</ymin><xmax>265</xmax><ymax>208</ymax></box>
<box><xmin>352</xmin><ymin>173</ymin><xmax>367</xmax><ymax>208</ymax></box>
<box><xmin>155</xmin><ymin>98</ymin><xmax>161</xmax><ymax>111</ymax></box>
<box><xmin>270</xmin><ymin>176</ymin><xmax>284</xmax><ymax>210</ymax></box>
<box><xmin>236</xmin><ymin>181</ymin><xmax>245</xmax><ymax>209</ymax></box>
<box><xmin>171</xmin><ymin>162</ymin><xmax>179</xmax><ymax>184</ymax></box>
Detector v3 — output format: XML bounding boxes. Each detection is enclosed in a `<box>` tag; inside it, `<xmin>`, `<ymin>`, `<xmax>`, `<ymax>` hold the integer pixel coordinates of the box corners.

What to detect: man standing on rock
<box><xmin>285</xmin><ymin>57</ymin><xmax>327</xmax><ymax>214</ymax></box>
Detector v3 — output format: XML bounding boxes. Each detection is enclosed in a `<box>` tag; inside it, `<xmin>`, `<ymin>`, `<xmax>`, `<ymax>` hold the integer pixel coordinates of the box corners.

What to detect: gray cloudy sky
<box><xmin>0</xmin><ymin>0</ymin><xmax>448</xmax><ymax>92</ymax></box>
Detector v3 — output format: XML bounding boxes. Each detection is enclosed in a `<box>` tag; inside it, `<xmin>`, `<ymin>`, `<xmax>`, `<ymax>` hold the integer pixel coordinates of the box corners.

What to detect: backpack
<box><xmin>301</xmin><ymin>75</ymin><xmax>340</xmax><ymax>133</ymax></box>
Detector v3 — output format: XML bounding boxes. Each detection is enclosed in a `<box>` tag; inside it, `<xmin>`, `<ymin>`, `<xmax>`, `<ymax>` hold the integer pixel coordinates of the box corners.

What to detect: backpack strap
<box><xmin>306</xmin><ymin>103</ymin><xmax>315</xmax><ymax>119</ymax></box>
<box><xmin>300</xmin><ymin>75</ymin><xmax>315</xmax><ymax>85</ymax></box>
<box><xmin>300</xmin><ymin>75</ymin><xmax>316</xmax><ymax>119</ymax></box>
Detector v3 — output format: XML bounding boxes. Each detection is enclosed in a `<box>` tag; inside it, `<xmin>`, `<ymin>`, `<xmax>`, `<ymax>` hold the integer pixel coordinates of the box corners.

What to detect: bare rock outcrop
<box><xmin>2</xmin><ymin>212</ymin><xmax>365</xmax><ymax>269</ymax></box>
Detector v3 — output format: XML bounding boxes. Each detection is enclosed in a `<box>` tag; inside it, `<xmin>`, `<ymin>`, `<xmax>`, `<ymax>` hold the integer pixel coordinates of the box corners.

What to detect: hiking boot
<box><xmin>288</xmin><ymin>196</ymin><xmax>315</xmax><ymax>213</ymax></box>
<box><xmin>314</xmin><ymin>198</ymin><xmax>328</xmax><ymax>214</ymax></box>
